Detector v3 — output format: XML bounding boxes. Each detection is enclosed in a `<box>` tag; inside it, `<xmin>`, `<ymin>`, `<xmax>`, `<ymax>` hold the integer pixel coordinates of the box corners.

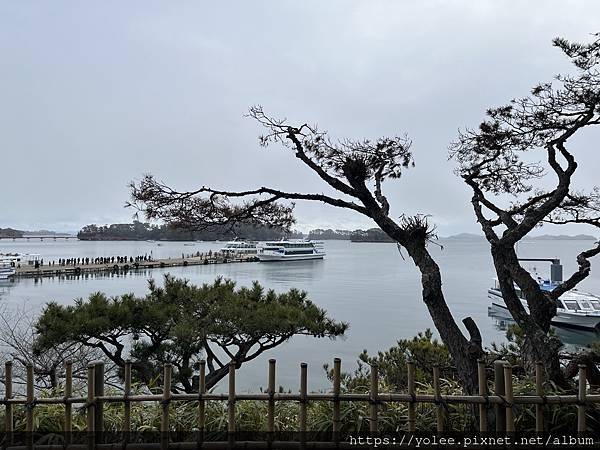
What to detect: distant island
<box><xmin>0</xmin><ymin>228</ymin><xmax>74</xmax><ymax>238</ymax></box>
<box><xmin>0</xmin><ymin>228</ymin><xmax>23</xmax><ymax>238</ymax></box>
<box><xmin>440</xmin><ymin>232</ymin><xmax>485</xmax><ymax>240</ymax></box>
<box><xmin>349</xmin><ymin>228</ymin><xmax>395</xmax><ymax>242</ymax></box>
<box><xmin>308</xmin><ymin>228</ymin><xmax>395</xmax><ymax>242</ymax></box>
<box><xmin>77</xmin><ymin>221</ymin><xmax>303</xmax><ymax>241</ymax></box>
<box><xmin>77</xmin><ymin>225</ymin><xmax>392</xmax><ymax>242</ymax></box>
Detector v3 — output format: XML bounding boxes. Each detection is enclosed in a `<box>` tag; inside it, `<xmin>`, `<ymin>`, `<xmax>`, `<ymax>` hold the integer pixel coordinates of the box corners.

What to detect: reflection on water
<box><xmin>0</xmin><ymin>279</ymin><xmax>16</xmax><ymax>299</ymax></box>
<box><xmin>488</xmin><ymin>303</ymin><xmax>600</xmax><ymax>352</ymax></box>
<box><xmin>256</xmin><ymin>259</ymin><xmax>326</xmax><ymax>284</ymax></box>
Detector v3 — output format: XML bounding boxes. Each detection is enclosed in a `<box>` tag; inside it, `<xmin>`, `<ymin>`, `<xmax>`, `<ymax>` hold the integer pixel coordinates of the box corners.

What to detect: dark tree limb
<box><xmin>551</xmin><ymin>243</ymin><xmax>600</xmax><ymax>299</ymax></box>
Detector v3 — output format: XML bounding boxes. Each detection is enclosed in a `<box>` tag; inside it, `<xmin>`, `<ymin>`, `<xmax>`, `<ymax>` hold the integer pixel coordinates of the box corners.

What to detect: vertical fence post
<box><xmin>370</xmin><ymin>363</ymin><xmax>379</xmax><ymax>433</ymax></box>
<box><xmin>5</xmin><ymin>361</ymin><xmax>13</xmax><ymax>439</ymax></box>
<box><xmin>535</xmin><ymin>362</ymin><xmax>544</xmax><ymax>432</ymax></box>
<box><xmin>432</xmin><ymin>365</ymin><xmax>444</xmax><ymax>432</ymax></box>
<box><xmin>87</xmin><ymin>363</ymin><xmax>96</xmax><ymax>450</ymax></box>
<box><xmin>94</xmin><ymin>362</ymin><xmax>105</xmax><ymax>444</ymax></box>
<box><xmin>268</xmin><ymin>359</ymin><xmax>276</xmax><ymax>434</ymax></box>
<box><xmin>65</xmin><ymin>360</ymin><xmax>73</xmax><ymax>445</ymax></box>
<box><xmin>407</xmin><ymin>361</ymin><xmax>416</xmax><ymax>432</ymax></box>
<box><xmin>26</xmin><ymin>363</ymin><xmax>34</xmax><ymax>450</ymax></box>
<box><xmin>578</xmin><ymin>365</ymin><xmax>587</xmax><ymax>432</ymax></box>
<box><xmin>503</xmin><ymin>363</ymin><xmax>514</xmax><ymax>432</ymax></box>
<box><xmin>332</xmin><ymin>358</ymin><xmax>341</xmax><ymax>441</ymax></box>
<box><xmin>494</xmin><ymin>360</ymin><xmax>506</xmax><ymax>431</ymax></box>
<box><xmin>299</xmin><ymin>363</ymin><xmax>308</xmax><ymax>449</ymax></box>
<box><xmin>228</xmin><ymin>362</ymin><xmax>236</xmax><ymax>445</ymax></box>
<box><xmin>161</xmin><ymin>364</ymin><xmax>172</xmax><ymax>450</ymax></box>
<box><xmin>198</xmin><ymin>360</ymin><xmax>206</xmax><ymax>443</ymax></box>
<box><xmin>478</xmin><ymin>360</ymin><xmax>488</xmax><ymax>432</ymax></box>
<box><xmin>123</xmin><ymin>360</ymin><xmax>132</xmax><ymax>439</ymax></box>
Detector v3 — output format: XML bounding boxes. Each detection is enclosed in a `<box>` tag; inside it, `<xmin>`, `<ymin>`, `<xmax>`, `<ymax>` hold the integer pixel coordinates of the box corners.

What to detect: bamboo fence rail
<box><xmin>0</xmin><ymin>357</ymin><xmax>596</xmax><ymax>448</ymax></box>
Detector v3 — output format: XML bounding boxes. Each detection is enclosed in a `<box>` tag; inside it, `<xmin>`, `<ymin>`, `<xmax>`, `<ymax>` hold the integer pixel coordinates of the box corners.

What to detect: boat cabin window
<box><xmin>563</xmin><ymin>300</ymin><xmax>580</xmax><ymax>311</ymax></box>
<box><xmin>556</xmin><ymin>300</ymin><xmax>565</xmax><ymax>309</ymax></box>
<box><xmin>590</xmin><ymin>300</ymin><xmax>600</xmax><ymax>310</ymax></box>
<box><xmin>579</xmin><ymin>300</ymin><xmax>591</xmax><ymax>309</ymax></box>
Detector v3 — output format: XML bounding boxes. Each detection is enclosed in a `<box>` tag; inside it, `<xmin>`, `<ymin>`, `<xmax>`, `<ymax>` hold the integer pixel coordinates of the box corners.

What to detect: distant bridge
<box><xmin>0</xmin><ymin>235</ymin><xmax>79</xmax><ymax>241</ymax></box>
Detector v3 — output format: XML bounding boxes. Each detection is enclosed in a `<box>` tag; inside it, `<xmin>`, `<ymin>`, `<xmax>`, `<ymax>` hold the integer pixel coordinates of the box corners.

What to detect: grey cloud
<box><xmin>1</xmin><ymin>1</ymin><xmax>598</xmax><ymax>234</ymax></box>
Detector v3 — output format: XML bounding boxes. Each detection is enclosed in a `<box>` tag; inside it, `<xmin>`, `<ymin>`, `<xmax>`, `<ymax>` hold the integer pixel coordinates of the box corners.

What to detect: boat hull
<box><xmin>488</xmin><ymin>289</ymin><xmax>600</xmax><ymax>330</ymax></box>
<box><xmin>257</xmin><ymin>253</ymin><xmax>325</xmax><ymax>262</ymax></box>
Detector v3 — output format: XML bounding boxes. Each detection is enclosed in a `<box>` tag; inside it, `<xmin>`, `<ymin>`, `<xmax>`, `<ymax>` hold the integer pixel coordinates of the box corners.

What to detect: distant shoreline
<box><xmin>440</xmin><ymin>233</ymin><xmax>597</xmax><ymax>241</ymax></box>
<box><xmin>2</xmin><ymin>223</ymin><xmax>597</xmax><ymax>243</ymax></box>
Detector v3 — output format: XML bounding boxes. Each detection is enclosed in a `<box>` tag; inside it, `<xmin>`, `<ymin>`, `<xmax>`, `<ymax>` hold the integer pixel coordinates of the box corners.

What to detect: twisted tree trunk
<box><xmin>404</xmin><ymin>240</ymin><xmax>483</xmax><ymax>394</ymax></box>
<box><xmin>491</xmin><ymin>243</ymin><xmax>566</xmax><ymax>387</ymax></box>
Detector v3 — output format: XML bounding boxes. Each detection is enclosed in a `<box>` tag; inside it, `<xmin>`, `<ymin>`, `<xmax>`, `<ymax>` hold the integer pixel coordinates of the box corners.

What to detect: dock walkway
<box><xmin>14</xmin><ymin>255</ymin><xmax>256</xmax><ymax>279</ymax></box>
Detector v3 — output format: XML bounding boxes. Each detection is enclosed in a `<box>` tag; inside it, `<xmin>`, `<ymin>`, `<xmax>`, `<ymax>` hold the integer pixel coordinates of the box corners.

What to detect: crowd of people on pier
<box><xmin>50</xmin><ymin>254</ymin><xmax>154</xmax><ymax>267</ymax></box>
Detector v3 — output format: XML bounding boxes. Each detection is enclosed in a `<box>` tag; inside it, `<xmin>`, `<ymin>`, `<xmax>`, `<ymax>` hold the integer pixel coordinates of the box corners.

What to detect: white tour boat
<box><xmin>0</xmin><ymin>260</ymin><xmax>16</xmax><ymax>280</ymax></box>
<box><xmin>0</xmin><ymin>261</ymin><xmax>15</xmax><ymax>281</ymax></box>
<box><xmin>488</xmin><ymin>258</ymin><xmax>600</xmax><ymax>329</ymax></box>
<box><xmin>0</xmin><ymin>253</ymin><xmax>41</xmax><ymax>267</ymax></box>
<box><xmin>220</xmin><ymin>239</ymin><xmax>258</xmax><ymax>255</ymax></box>
<box><xmin>257</xmin><ymin>239</ymin><xmax>325</xmax><ymax>261</ymax></box>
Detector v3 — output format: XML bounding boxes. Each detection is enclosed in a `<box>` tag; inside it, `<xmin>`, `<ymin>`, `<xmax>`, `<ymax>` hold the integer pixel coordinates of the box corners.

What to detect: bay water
<box><xmin>1</xmin><ymin>238</ymin><xmax>599</xmax><ymax>391</ymax></box>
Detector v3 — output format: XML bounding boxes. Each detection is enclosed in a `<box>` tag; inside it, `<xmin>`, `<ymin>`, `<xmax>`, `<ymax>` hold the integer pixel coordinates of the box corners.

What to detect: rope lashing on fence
<box><xmin>481</xmin><ymin>395</ymin><xmax>491</xmax><ymax>407</ymax></box>
<box><xmin>495</xmin><ymin>393</ymin><xmax>512</xmax><ymax>407</ymax></box>
<box><xmin>24</xmin><ymin>398</ymin><xmax>38</xmax><ymax>411</ymax></box>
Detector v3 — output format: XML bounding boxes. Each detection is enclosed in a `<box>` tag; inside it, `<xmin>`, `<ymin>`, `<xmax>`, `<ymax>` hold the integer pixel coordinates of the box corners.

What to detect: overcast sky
<box><xmin>1</xmin><ymin>1</ymin><xmax>599</xmax><ymax>235</ymax></box>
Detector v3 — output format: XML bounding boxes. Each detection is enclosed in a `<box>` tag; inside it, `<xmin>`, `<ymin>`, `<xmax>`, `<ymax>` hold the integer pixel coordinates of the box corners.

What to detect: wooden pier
<box><xmin>0</xmin><ymin>235</ymin><xmax>78</xmax><ymax>241</ymax></box>
<box><xmin>13</xmin><ymin>255</ymin><xmax>257</xmax><ymax>279</ymax></box>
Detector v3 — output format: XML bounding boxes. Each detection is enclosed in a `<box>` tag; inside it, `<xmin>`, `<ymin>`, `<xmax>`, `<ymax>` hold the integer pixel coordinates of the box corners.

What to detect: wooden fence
<box><xmin>0</xmin><ymin>358</ymin><xmax>597</xmax><ymax>449</ymax></box>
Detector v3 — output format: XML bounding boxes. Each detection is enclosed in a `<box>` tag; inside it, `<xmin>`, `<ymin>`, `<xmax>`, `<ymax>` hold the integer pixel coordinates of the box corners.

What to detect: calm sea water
<box><xmin>1</xmin><ymin>238</ymin><xmax>599</xmax><ymax>391</ymax></box>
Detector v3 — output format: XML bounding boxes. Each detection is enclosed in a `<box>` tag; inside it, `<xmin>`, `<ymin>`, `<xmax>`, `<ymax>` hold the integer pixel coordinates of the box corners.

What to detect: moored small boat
<box><xmin>488</xmin><ymin>278</ymin><xmax>600</xmax><ymax>330</ymax></box>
